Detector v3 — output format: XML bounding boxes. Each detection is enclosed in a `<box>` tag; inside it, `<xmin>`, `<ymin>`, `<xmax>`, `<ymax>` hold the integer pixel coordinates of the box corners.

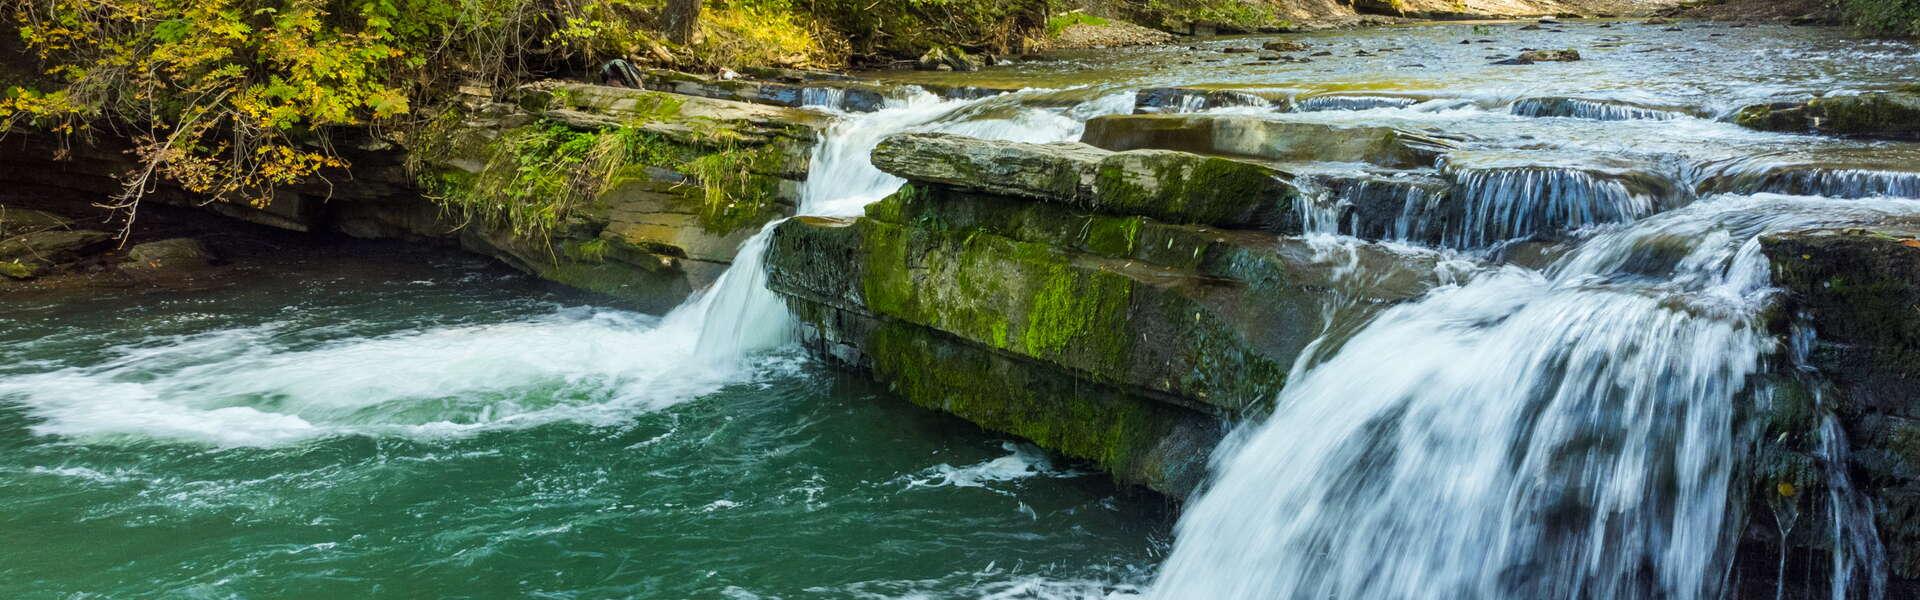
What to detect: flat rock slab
<box><xmin>1080</xmin><ymin>114</ymin><xmax>1456</xmax><ymax>169</ymax></box>
<box><xmin>870</xmin><ymin>132</ymin><xmax>1301</xmax><ymax>232</ymax></box>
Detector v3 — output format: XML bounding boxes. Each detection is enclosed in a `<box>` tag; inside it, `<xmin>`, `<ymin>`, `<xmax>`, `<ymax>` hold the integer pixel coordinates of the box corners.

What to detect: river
<box><xmin>4</xmin><ymin>19</ymin><xmax>1920</xmax><ymax>600</ymax></box>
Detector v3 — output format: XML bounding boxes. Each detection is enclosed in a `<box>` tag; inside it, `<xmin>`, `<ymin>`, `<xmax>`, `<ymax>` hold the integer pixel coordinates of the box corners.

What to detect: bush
<box><xmin>1845</xmin><ymin>0</ymin><xmax>1920</xmax><ymax>37</ymax></box>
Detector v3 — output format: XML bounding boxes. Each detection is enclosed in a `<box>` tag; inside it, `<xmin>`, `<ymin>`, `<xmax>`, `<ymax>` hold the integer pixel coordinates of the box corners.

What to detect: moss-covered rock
<box><xmin>870</xmin><ymin>132</ymin><xmax>1302</xmax><ymax>232</ymax></box>
<box><xmin>407</xmin><ymin>83</ymin><xmax>822</xmax><ymax>309</ymax></box>
<box><xmin>0</xmin><ymin>208</ymin><xmax>73</xmax><ymax>238</ymax></box>
<box><xmin>765</xmin><ymin>174</ymin><xmax>1446</xmax><ymax>495</ymax></box>
<box><xmin>1734</xmin><ymin>92</ymin><xmax>1920</xmax><ymax>141</ymax></box>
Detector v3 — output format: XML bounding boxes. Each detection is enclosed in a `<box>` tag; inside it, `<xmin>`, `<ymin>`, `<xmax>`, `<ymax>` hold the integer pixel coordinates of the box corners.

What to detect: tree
<box><xmin>664</xmin><ymin>0</ymin><xmax>701</xmax><ymax>44</ymax></box>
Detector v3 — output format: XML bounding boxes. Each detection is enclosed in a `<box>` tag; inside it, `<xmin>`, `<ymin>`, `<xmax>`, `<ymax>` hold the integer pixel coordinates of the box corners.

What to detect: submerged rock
<box><xmin>1734</xmin><ymin>91</ymin><xmax>1920</xmax><ymax>141</ymax></box>
<box><xmin>1133</xmin><ymin>87</ymin><xmax>1284</xmax><ymax>113</ymax></box>
<box><xmin>1510</xmin><ymin>96</ymin><xmax>1690</xmax><ymax>121</ymax></box>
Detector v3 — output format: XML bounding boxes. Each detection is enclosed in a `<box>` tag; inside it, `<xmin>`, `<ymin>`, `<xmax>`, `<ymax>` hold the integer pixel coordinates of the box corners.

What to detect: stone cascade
<box><xmin>1508</xmin><ymin>96</ymin><xmax>1691</xmax><ymax>121</ymax></box>
<box><xmin>766</xmin><ymin>131</ymin><xmax>1446</xmax><ymax>496</ymax></box>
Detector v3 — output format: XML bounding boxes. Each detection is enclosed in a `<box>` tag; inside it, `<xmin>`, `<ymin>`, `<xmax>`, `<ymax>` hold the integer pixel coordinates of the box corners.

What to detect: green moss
<box><xmin>1091</xmin><ymin>152</ymin><xmax>1288</xmax><ymax>228</ymax></box>
<box><xmin>0</xmin><ymin>260</ymin><xmax>35</xmax><ymax>279</ymax></box>
<box><xmin>1023</xmin><ymin>263</ymin><xmax>1132</xmax><ymax>362</ymax></box>
<box><xmin>863</xmin><ymin>184</ymin><xmax>916</xmax><ymax>224</ymax></box>
<box><xmin>865</xmin><ymin>320</ymin><xmax>1179</xmax><ymax>479</ymax></box>
<box><xmin>1811</xmin><ymin>93</ymin><xmax>1920</xmax><ymax>137</ymax></box>
<box><xmin>858</xmin><ymin>220</ymin><xmax>916</xmax><ymax>317</ymax></box>
<box><xmin>1046</xmin><ymin>12</ymin><xmax>1110</xmax><ymax>36</ymax></box>
<box><xmin>563</xmin><ymin>237</ymin><xmax>612</xmax><ymax>263</ymax></box>
<box><xmin>1083</xmin><ymin>216</ymin><xmax>1142</xmax><ymax>257</ymax></box>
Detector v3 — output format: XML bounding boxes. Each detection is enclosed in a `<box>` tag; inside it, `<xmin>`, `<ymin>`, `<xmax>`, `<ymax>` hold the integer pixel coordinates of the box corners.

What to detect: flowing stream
<box><xmin>4</xmin><ymin>20</ymin><xmax>1920</xmax><ymax>599</ymax></box>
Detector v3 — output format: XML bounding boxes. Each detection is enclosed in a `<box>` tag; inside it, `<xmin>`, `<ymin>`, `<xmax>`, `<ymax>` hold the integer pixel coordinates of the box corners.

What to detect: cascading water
<box><xmin>686</xmin><ymin>88</ymin><xmax>1130</xmax><ymax>362</ymax></box>
<box><xmin>1148</xmin><ymin>194</ymin><xmax>1920</xmax><ymax>600</ymax></box>
<box><xmin>1510</xmin><ymin>97</ymin><xmax>1684</xmax><ymax>121</ymax></box>
<box><xmin>1444</xmin><ymin>163</ymin><xmax>1666</xmax><ymax>249</ymax></box>
<box><xmin>1293</xmin><ymin>95</ymin><xmax>1422</xmax><ymax>112</ymax></box>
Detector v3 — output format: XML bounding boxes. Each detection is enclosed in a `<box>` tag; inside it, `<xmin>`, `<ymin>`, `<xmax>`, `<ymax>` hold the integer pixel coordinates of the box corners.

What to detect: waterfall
<box><xmin>1148</xmin><ymin>195</ymin><xmax>1920</xmax><ymax>600</ymax></box>
<box><xmin>1445</xmin><ymin>163</ymin><xmax>1664</xmax><ymax>249</ymax></box>
<box><xmin>682</xmin><ymin>88</ymin><xmax>1129</xmax><ymax>363</ymax></box>
<box><xmin>1510</xmin><ymin>97</ymin><xmax>1684</xmax><ymax>121</ymax></box>
<box><xmin>1701</xmin><ymin>166</ymin><xmax>1920</xmax><ymax>200</ymax></box>
<box><xmin>1292</xmin><ymin>95</ymin><xmax>1421</xmax><ymax>112</ymax></box>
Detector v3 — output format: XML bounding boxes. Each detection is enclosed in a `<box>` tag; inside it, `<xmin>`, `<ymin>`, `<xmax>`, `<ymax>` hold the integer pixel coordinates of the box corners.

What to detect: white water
<box><xmin>686</xmin><ymin>88</ymin><xmax>1128</xmax><ymax>363</ymax></box>
<box><xmin>0</xmin><ymin>308</ymin><xmax>776</xmax><ymax>446</ymax></box>
<box><xmin>1149</xmin><ymin>195</ymin><xmax>1920</xmax><ymax>600</ymax></box>
<box><xmin>0</xmin><ymin>88</ymin><xmax>1126</xmax><ymax>448</ymax></box>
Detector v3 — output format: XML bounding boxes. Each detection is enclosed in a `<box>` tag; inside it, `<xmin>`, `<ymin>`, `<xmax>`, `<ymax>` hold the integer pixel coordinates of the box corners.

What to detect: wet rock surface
<box><xmin>1765</xmin><ymin>226</ymin><xmax>1920</xmax><ymax>581</ymax></box>
<box><xmin>1735</xmin><ymin>91</ymin><xmax>1920</xmax><ymax>141</ymax></box>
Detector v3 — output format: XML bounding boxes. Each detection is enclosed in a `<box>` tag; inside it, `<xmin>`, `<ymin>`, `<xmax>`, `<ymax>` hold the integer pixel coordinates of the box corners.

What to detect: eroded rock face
<box><xmin>1735</xmin><ymin>91</ymin><xmax>1920</xmax><ymax>141</ymax></box>
<box><xmin>768</xmin><ymin>133</ymin><xmax>1447</xmax><ymax>496</ymax></box>
<box><xmin>1763</xmin><ymin>226</ymin><xmax>1920</xmax><ymax>580</ymax></box>
<box><xmin>407</xmin><ymin>82</ymin><xmax>825</xmax><ymax>312</ymax></box>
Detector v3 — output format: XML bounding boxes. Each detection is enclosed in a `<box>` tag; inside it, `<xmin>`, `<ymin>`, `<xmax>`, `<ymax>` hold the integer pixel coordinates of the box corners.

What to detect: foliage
<box><xmin>423</xmin><ymin>108</ymin><xmax>785</xmax><ymax>239</ymax></box>
<box><xmin>0</xmin><ymin>0</ymin><xmax>1048</xmax><ymax>232</ymax></box>
<box><xmin>1046</xmin><ymin>10</ymin><xmax>1109</xmax><ymax>35</ymax></box>
<box><xmin>795</xmin><ymin>0</ymin><xmax>1049</xmax><ymax>58</ymax></box>
<box><xmin>0</xmin><ymin>0</ymin><xmax>667</xmax><ymax>225</ymax></box>
<box><xmin>694</xmin><ymin>1</ymin><xmax>841</xmax><ymax>68</ymax></box>
<box><xmin>1124</xmin><ymin>0</ymin><xmax>1281</xmax><ymax>31</ymax></box>
<box><xmin>1844</xmin><ymin>0</ymin><xmax>1920</xmax><ymax>37</ymax></box>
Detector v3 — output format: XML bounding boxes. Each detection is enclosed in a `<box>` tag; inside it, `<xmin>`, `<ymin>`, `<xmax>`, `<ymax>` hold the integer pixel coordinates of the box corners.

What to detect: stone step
<box><xmin>1080</xmin><ymin>114</ymin><xmax>1457</xmax><ymax>169</ymax></box>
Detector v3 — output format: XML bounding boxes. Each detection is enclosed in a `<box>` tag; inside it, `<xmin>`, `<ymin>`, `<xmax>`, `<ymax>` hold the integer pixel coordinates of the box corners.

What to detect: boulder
<box><xmin>0</xmin><ymin>229</ymin><xmax>113</xmax><ymax>279</ymax></box>
<box><xmin>123</xmin><ymin>238</ymin><xmax>214</xmax><ymax>271</ymax></box>
<box><xmin>1261</xmin><ymin>40</ymin><xmax>1310</xmax><ymax>52</ymax></box>
<box><xmin>1734</xmin><ymin>91</ymin><xmax>1920</xmax><ymax>141</ymax></box>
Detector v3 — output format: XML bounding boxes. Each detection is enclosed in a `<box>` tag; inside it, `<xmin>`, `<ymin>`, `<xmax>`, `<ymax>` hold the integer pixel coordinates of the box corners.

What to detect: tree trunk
<box><xmin>664</xmin><ymin>0</ymin><xmax>701</xmax><ymax>45</ymax></box>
